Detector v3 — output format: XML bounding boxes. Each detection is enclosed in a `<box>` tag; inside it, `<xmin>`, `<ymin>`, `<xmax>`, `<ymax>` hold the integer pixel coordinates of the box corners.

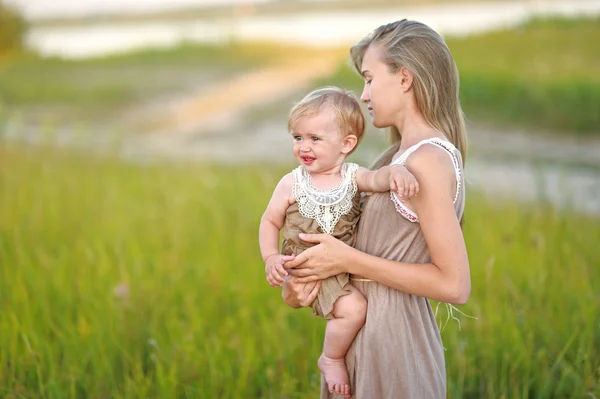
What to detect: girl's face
<box><xmin>359</xmin><ymin>45</ymin><xmax>408</xmax><ymax>129</ymax></box>
<box><xmin>291</xmin><ymin>107</ymin><xmax>356</xmax><ymax>174</ymax></box>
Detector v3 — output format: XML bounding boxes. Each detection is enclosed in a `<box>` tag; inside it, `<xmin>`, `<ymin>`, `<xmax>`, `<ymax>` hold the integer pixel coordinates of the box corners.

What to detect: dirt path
<box><xmin>163</xmin><ymin>49</ymin><xmax>348</xmax><ymax>133</ymax></box>
<box><xmin>132</xmin><ymin>47</ymin><xmax>349</xmax><ymax>152</ymax></box>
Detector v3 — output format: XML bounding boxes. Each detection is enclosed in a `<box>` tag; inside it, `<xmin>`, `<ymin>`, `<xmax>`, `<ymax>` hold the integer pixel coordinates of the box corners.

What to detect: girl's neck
<box><xmin>306</xmin><ymin>162</ymin><xmax>345</xmax><ymax>190</ymax></box>
<box><xmin>396</xmin><ymin>108</ymin><xmax>447</xmax><ymax>150</ymax></box>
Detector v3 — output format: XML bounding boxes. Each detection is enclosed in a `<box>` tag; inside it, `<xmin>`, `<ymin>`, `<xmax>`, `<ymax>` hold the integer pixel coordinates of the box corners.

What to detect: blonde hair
<box><xmin>350</xmin><ymin>19</ymin><xmax>467</xmax><ymax>169</ymax></box>
<box><xmin>288</xmin><ymin>86</ymin><xmax>365</xmax><ymax>154</ymax></box>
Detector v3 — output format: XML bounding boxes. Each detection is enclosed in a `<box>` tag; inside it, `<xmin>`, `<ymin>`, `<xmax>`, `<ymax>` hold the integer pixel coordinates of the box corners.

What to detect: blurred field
<box><xmin>0</xmin><ymin>42</ymin><xmax>313</xmax><ymax>127</ymax></box>
<box><xmin>2</xmin><ymin>9</ymin><xmax>600</xmax><ymax>399</ymax></box>
<box><xmin>1</xmin><ymin>142</ymin><xmax>599</xmax><ymax>398</ymax></box>
<box><xmin>2</xmin><ymin>17</ymin><xmax>599</xmax><ymax>137</ymax></box>
<box><xmin>323</xmin><ymin>17</ymin><xmax>600</xmax><ymax>135</ymax></box>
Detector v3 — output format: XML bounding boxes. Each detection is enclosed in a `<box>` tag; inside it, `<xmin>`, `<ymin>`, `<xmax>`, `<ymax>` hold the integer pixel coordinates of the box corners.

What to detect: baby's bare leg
<box><xmin>318</xmin><ymin>285</ymin><xmax>367</xmax><ymax>398</ymax></box>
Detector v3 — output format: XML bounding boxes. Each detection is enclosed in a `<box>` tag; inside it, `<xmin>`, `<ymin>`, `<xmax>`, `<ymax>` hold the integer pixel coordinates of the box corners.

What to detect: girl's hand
<box><xmin>390</xmin><ymin>164</ymin><xmax>419</xmax><ymax>201</ymax></box>
<box><xmin>265</xmin><ymin>254</ymin><xmax>295</xmax><ymax>287</ymax></box>
<box><xmin>284</xmin><ymin>233</ymin><xmax>351</xmax><ymax>283</ymax></box>
<box><xmin>281</xmin><ymin>276</ymin><xmax>321</xmax><ymax>308</ymax></box>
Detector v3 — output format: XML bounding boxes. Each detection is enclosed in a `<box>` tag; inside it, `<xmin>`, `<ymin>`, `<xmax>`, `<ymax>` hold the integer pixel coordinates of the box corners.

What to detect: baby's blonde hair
<box><xmin>288</xmin><ymin>86</ymin><xmax>365</xmax><ymax>154</ymax></box>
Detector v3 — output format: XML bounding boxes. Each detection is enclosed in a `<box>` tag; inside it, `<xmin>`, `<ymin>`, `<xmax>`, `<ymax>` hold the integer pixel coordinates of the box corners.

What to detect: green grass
<box><xmin>0</xmin><ymin>42</ymin><xmax>293</xmax><ymax>124</ymax></box>
<box><xmin>1</xmin><ymin>141</ymin><xmax>599</xmax><ymax>398</ymax></box>
<box><xmin>321</xmin><ymin>17</ymin><xmax>600</xmax><ymax>135</ymax></box>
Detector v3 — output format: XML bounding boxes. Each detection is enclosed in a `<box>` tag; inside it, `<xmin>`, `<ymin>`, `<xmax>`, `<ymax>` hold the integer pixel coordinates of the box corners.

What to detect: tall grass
<box><xmin>450</xmin><ymin>17</ymin><xmax>600</xmax><ymax>135</ymax></box>
<box><xmin>322</xmin><ymin>17</ymin><xmax>600</xmax><ymax>135</ymax></box>
<box><xmin>1</xmin><ymin>142</ymin><xmax>599</xmax><ymax>398</ymax></box>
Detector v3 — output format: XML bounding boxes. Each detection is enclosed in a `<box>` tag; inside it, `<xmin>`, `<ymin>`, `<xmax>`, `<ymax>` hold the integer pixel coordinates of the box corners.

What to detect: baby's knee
<box><xmin>345</xmin><ymin>290</ymin><xmax>367</xmax><ymax>325</ymax></box>
<box><xmin>354</xmin><ymin>293</ymin><xmax>368</xmax><ymax>324</ymax></box>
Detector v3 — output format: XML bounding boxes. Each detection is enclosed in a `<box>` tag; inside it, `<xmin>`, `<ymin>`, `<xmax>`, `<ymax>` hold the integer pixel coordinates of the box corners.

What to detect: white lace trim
<box><xmin>389</xmin><ymin>138</ymin><xmax>462</xmax><ymax>223</ymax></box>
<box><xmin>292</xmin><ymin>163</ymin><xmax>359</xmax><ymax>234</ymax></box>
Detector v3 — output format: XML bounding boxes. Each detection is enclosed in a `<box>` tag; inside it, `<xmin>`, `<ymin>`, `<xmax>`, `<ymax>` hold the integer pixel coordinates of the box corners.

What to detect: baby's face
<box><xmin>290</xmin><ymin>108</ymin><xmax>351</xmax><ymax>174</ymax></box>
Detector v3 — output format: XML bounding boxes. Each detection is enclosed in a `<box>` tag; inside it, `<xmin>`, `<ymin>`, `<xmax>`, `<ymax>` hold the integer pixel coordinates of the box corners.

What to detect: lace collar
<box><xmin>292</xmin><ymin>163</ymin><xmax>359</xmax><ymax>234</ymax></box>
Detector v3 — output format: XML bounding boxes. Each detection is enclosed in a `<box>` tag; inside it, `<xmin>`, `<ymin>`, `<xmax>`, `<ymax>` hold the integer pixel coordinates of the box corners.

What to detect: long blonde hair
<box><xmin>350</xmin><ymin>19</ymin><xmax>467</xmax><ymax>169</ymax></box>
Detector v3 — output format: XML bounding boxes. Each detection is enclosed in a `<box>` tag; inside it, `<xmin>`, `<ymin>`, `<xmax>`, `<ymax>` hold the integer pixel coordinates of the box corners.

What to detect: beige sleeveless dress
<box><xmin>281</xmin><ymin>163</ymin><xmax>362</xmax><ymax>320</ymax></box>
<box><xmin>320</xmin><ymin>138</ymin><xmax>466</xmax><ymax>399</ymax></box>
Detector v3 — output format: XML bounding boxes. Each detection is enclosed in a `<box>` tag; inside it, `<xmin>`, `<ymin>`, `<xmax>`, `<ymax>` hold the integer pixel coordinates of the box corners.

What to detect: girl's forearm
<box><xmin>358</xmin><ymin>166</ymin><xmax>391</xmax><ymax>193</ymax></box>
<box><xmin>371</xmin><ymin>166</ymin><xmax>392</xmax><ymax>192</ymax></box>
<box><xmin>345</xmin><ymin>247</ymin><xmax>470</xmax><ymax>304</ymax></box>
<box><xmin>259</xmin><ymin>218</ymin><xmax>281</xmax><ymax>261</ymax></box>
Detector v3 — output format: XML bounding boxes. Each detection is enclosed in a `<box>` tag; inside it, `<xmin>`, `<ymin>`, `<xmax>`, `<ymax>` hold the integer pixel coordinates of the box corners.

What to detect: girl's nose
<box><xmin>360</xmin><ymin>85</ymin><xmax>369</xmax><ymax>103</ymax></box>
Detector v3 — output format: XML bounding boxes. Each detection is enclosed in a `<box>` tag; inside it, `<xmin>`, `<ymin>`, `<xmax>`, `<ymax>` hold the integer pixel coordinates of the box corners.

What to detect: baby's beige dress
<box><xmin>320</xmin><ymin>138</ymin><xmax>466</xmax><ymax>398</ymax></box>
<box><xmin>281</xmin><ymin>162</ymin><xmax>361</xmax><ymax>320</ymax></box>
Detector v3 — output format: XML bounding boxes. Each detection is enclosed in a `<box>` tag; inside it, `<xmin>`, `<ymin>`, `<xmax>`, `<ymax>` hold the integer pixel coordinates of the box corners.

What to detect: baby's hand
<box><xmin>389</xmin><ymin>164</ymin><xmax>419</xmax><ymax>201</ymax></box>
<box><xmin>265</xmin><ymin>254</ymin><xmax>295</xmax><ymax>287</ymax></box>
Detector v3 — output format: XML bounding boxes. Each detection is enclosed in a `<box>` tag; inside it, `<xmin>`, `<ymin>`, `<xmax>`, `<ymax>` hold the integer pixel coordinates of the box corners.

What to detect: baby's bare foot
<box><xmin>318</xmin><ymin>354</ymin><xmax>351</xmax><ymax>398</ymax></box>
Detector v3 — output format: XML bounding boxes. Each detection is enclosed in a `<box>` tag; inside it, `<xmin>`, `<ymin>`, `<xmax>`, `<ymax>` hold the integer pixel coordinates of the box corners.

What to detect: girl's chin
<box><xmin>372</xmin><ymin>119</ymin><xmax>390</xmax><ymax>129</ymax></box>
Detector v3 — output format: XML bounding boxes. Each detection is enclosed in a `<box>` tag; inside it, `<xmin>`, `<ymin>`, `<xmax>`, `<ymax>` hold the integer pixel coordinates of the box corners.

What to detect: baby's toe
<box><xmin>344</xmin><ymin>384</ymin><xmax>351</xmax><ymax>397</ymax></box>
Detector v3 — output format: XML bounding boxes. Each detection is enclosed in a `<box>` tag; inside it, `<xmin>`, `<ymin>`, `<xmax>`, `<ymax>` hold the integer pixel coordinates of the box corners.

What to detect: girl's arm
<box><xmin>356</xmin><ymin>165</ymin><xmax>419</xmax><ymax>199</ymax></box>
<box><xmin>286</xmin><ymin>146</ymin><xmax>470</xmax><ymax>304</ymax></box>
<box><xmin>259</xmin><ymin>173</ymin><xmax>295</xmax><ymax>287</ymax></box>
<box><xmin>355</xmin><ymin>166</ymin><xmax>391</xmax><ymax>192</ymax></box>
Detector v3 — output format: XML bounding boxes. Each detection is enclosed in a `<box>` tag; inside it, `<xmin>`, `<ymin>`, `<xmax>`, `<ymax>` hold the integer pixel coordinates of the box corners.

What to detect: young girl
<box><xmin>259</xmin><ymin>87</ymin><xmax>419</xmax><ymax>398</ymax></box>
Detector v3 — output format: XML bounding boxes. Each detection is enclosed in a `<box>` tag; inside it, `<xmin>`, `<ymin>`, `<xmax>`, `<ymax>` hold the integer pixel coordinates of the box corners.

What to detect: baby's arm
<box><xmin>259</xmin><ymin>173</ymin><xmax>295</xmax><ymax>287</ymax></box>
<box><xmin>356</xmin><ymin>165</ymin><xmax>419</xmax><ymax>200</ymax></box>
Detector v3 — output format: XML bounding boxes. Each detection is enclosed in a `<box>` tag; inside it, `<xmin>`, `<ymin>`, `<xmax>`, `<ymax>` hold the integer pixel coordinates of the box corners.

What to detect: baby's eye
<box><xmin>293</xmin><ymin>136</ymin><xmax>302</xmax><ymax>141</ymax></box>
<box><xmin>311</xmin><ymin>136</ymin><xmax>320</xmax><ymax>142</ymax></box>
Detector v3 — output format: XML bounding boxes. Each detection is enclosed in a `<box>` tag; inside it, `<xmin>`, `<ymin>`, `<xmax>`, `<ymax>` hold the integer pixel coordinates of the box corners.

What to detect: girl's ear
<box><xmin>342</xmin><ymin>134</ymin><xmax>358</xmax><ymax>154</ymax></box>
<box><xmin>397</xmin><ymin>67</ymin><xmax>414</xmax><ymax>92</ymax></box>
